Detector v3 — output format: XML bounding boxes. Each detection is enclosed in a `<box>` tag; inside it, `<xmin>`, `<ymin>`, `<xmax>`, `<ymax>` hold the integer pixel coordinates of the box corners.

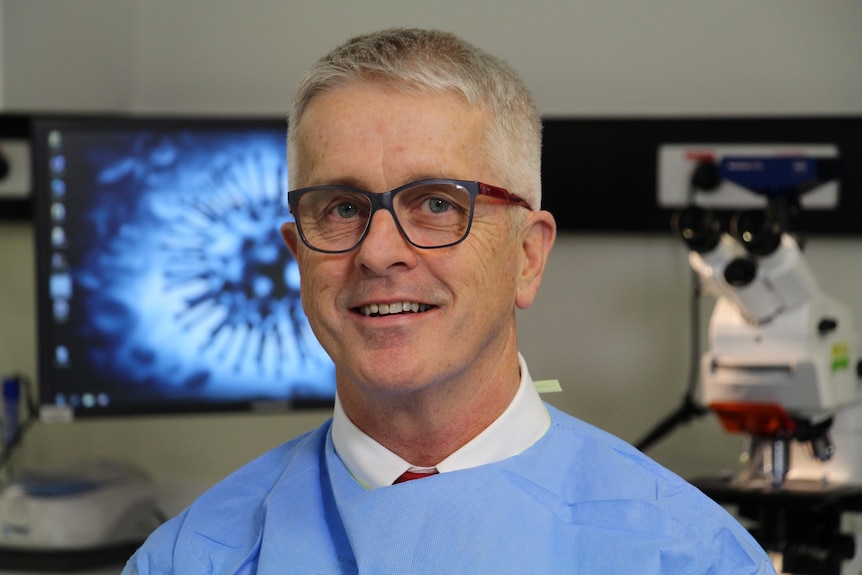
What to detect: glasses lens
<box><xmin>297</xmin><ymin>189</ymin><xmax>371</xmax><ymax>252</ymax></box>
<box><xmin>394</xmin><ymin>182</ymin><xmax>473</xmax><ymax>248</ymax></box>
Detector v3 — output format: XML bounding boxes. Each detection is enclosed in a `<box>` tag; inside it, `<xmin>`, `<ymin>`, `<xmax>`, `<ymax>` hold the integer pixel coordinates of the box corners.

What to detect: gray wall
<box><xmin>1</xmin><ymin>0</ymin><xmax>861</xmax><ymax>514</ymax></box>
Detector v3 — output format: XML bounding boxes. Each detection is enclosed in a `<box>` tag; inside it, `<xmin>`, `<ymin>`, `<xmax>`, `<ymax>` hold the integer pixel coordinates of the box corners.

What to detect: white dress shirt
<box><xmin>331</xmin><ymin>353</ymin><xmax>551</xmax><ymax>489</ymax></box>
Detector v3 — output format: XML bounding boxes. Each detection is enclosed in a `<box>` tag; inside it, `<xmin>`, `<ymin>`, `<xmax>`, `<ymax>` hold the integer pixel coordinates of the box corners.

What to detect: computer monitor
<box><xmin>30</xmin><ymin>115</ymin><xmax>336</xmax><ymax>421</ymax></box>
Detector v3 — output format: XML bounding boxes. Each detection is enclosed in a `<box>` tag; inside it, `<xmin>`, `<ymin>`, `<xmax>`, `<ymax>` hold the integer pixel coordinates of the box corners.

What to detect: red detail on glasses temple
<box><xmin>478</xmin><ymin>183</ymin><xmax>532</xmax><ymax>209</ymax></box>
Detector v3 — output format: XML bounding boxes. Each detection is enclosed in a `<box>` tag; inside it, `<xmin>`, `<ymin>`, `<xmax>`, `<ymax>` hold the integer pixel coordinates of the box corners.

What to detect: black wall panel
<box><xmin>542</xmin><ymin>117</ymin><xmax>862</xmax><ymax>236</ymax></box>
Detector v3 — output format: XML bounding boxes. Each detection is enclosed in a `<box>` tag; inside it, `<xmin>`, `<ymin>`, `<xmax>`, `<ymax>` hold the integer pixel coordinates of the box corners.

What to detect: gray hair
<box><xmin>287</xmin><ymin>28</ymin><xmax>542</xmax><ymax>209</ymax></box>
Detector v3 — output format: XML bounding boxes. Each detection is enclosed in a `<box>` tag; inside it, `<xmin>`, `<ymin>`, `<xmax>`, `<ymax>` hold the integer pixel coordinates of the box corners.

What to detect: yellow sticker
<box><xmin>831</xmin><ymin>342</ymin><xmax>850</xmax><ymax>372</ymax></box>
<box><xmin>534</xmin><ymin>379</ymin><xmax>562</xmax><ymax>394</ymax></box>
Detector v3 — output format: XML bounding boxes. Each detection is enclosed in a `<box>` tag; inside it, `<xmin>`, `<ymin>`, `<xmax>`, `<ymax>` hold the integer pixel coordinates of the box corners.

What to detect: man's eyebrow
<box><xmin>299</xmin><ymin>175</ymin><xmax>366</xmax><ymax>189</ymax></box>
<box><xmin>302</xmin><ymin>174</ymin><xmax>454</xmax><ymax>191</ymax></box>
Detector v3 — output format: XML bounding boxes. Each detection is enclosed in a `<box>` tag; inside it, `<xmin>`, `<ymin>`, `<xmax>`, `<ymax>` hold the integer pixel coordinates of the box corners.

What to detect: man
<box><xmin>124</xmin><ymin>28</ymin><xmax>775</xmax><ymax>574</ymax></box>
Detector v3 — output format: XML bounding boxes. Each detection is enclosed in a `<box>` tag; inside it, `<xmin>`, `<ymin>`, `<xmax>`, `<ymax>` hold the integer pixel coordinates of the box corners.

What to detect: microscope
<box><xmin>674</xmin><ymin>154</ymin><xmax>862</xmax><ymax>574</ymax></box>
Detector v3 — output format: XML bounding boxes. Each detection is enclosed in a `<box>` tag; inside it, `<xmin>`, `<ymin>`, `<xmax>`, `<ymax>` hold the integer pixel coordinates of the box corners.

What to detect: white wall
<box><xmin>1</xmin><ymin>0</ymin><xmax>861</xmax><ymax>514</ymax></box>
<box><xmin>1</xmin><ymin>0</ymin><xmax>134</xmax><ymax>112</ymax></box>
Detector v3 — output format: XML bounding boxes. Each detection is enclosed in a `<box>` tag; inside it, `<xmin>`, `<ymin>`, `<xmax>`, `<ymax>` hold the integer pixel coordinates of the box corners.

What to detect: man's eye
<box><xmin>334</xmin><ymin>202</ymin><xmax>359</xmax><ymax>218</ymax></box>
<box><xmin>427</xmin><ymin>197</ymin><xmax>452</xmax><ymax>214</ymax></box>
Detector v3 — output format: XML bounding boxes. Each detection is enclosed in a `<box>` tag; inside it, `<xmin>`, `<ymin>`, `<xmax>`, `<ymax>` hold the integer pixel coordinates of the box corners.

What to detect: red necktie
<box><xmin>393</xmin><ymin>469</ymin><xmax>439</xmax><ymax>484</ymax></box>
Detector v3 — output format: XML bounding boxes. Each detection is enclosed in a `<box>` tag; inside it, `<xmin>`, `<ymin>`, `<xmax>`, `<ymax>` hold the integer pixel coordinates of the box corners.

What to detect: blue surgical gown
<box><xmin>123</xmin><ymin>404</ymin><xmax>776</xmax><ymax>574</ymax></box>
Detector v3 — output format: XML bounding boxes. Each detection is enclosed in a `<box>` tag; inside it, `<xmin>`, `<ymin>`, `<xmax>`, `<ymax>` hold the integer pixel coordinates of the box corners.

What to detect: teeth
<box><xmin>360</xmin><ymin>302</ymin><xmax>430</xmax><ymax>316</ymax></box>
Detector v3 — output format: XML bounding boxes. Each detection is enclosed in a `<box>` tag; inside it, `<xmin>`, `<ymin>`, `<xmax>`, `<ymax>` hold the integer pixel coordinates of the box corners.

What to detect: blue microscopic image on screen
<box><xmin>47</xmin><ymin>122</ymin><xmax>335</xmax><ymax>413</ymax></box>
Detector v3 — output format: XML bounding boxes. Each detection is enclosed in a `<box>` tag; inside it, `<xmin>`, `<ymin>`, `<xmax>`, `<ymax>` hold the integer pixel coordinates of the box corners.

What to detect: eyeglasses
<box><xmin>287</xmin><ymin>178</ymin><xmax>531</xmax><ymax>254</ymax></box>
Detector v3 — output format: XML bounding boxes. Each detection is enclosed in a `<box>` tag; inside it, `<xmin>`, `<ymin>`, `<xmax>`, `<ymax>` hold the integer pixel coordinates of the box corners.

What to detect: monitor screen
<box><xmin>31</xmin><ymin>115</ymin><xmax>336</xmax><ymax>421</ymax></box>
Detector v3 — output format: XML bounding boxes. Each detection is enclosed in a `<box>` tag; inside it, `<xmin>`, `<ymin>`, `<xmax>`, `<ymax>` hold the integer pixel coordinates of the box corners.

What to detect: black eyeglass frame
<box><xmin>287</xmin><ymin>178</ymin><xmax>531</xmax><ymax>254</ymax></box>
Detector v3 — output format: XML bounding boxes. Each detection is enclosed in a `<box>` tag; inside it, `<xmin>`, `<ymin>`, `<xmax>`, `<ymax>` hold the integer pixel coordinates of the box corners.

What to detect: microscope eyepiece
<box><xmin>672</xmin><ymin>207</ymin><xmax>722</xmax><ymax>253</ymax></box>
<box><xmin>731</xmin><ymin>210</ymin><xmax>782</xmax><ymax>257</ymax></box>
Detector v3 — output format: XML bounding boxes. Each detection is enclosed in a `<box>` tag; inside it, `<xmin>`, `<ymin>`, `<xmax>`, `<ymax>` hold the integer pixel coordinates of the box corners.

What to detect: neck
<box><xmin>338</xmin><ymin>346</ymin><xmax>521</xmax><ymax>467</ymax></box>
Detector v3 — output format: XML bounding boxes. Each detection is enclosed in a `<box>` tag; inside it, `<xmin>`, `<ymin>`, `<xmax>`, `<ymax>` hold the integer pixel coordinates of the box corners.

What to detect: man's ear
<box><xmin>281</xmin><ymin>222</ymin><xmax>301</xmax><ymax>260</ymax></box>
<box><xmin>515</xmin><ymin>210</ymin><xmax>556</xmax><ymax>310</ymax></box>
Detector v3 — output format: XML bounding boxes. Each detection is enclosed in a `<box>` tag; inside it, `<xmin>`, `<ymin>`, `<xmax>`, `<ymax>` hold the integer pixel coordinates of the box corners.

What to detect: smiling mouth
<box><xmin>357</xmin><ymin>302</ymin><xmax>435</xmax><ymax>317</ymax></box>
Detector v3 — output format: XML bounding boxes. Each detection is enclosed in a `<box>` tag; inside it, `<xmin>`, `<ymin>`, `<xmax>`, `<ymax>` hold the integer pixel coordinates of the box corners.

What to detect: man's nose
<box><xmin>353</xmin><ymin>209</ymin><xmax>417</xmax><ymax>272</ymax></box>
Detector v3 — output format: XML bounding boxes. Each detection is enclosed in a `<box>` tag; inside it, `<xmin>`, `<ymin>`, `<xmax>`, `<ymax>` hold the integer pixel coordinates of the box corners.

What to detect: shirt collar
<box><xmin>331</xmin><ymin>353</ymin><xmax>550</xmax><ymax>489</ymax></box>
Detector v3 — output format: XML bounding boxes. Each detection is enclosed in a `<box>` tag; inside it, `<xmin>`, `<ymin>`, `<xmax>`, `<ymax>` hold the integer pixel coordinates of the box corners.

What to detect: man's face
<box><xmin>282</xmin><ymin>82</ymin><xmax>535</xmax><ymax>400</ymax></box>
